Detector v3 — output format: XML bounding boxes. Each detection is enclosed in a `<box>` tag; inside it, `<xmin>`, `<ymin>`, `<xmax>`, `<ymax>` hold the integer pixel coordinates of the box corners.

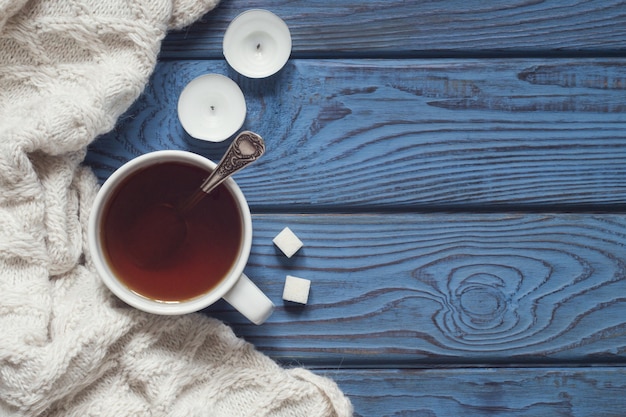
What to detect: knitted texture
<box><xmin>0</xmin><ymin>1</ymin><xmax>353</xmax><ymax>416</ymax></box>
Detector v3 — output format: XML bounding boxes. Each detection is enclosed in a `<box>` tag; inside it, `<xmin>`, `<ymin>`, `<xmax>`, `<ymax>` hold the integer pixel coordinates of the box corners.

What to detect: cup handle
<box><xmin>223</xmin><ymin>273</ymin><xmax>274</xmax><ymax>325</ymax></box>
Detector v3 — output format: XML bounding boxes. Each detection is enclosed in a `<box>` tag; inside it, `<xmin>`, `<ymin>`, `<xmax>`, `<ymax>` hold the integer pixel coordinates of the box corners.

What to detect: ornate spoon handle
<box><xmin>201</xmin><ymin>131</ymin><xmax>265</xmax><ymax>193</ymax></box>
<box><xmin>179</xmin><ymin>131</ymin><xmax>265</xmax><ymax>213</ymax></box>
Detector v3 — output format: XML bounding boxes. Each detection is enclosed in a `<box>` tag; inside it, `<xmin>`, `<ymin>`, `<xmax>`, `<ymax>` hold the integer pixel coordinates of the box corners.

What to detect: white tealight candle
<box><xmin>223</xmin><ymin>9</ymin><xmax>292</xmax><ymax>78</ymax></box>
<box><xmin>177</xmin><ymin>74</ymin><xmax>246</xmax><ymax>142</ymax></box>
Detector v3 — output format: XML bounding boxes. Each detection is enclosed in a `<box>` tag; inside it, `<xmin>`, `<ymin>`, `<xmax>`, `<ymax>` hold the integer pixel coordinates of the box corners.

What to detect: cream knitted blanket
<box><xmin>0</xmin><ymin>1</ymin><xmax>352</xmax><ymax>416</ymax></box>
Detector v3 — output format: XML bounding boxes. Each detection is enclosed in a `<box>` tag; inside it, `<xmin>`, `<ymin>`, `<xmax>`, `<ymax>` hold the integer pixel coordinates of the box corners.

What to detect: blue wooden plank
<box><xmin>191</xmin><ymin>213</ymin><xmax>626</xmax><ymax>367</ymax></box>
<box><xmin>160</xmin><ymin>0</ymin><xmax>626</xmax><ymax>59</ymax></box>
<box><xmin>86</xmin><ymin>58</ymin><xmax>626</xmax><ymax>210</ymax></box>
<box><xmin>327</xmin><ymin>367</ymin><xmax>626</xmax><ymax>416</ymax></box>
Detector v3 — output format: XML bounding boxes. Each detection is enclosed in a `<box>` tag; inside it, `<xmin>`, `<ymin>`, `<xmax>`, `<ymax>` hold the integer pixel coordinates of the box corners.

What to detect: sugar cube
<box><xmin>272</xmin><ymin>227</ymin><xmax>303</xmax><ymax>258</ymax></box>
<box><xmin>282</xmin><ymin>275</ymin><xmax>311</xmax><ymax>304</ymax></box>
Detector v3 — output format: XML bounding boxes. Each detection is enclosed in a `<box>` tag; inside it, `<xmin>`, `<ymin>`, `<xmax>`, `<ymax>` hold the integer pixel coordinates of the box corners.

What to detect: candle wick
<box><xmin>210</xmin><ymin>105</ymin><xmax>215</xmax><ymax>111</ymax></box>
<box><xmin>256</xmin><ymin>43</ymin><xmax>261</xmax><ymax>50</ymax></box>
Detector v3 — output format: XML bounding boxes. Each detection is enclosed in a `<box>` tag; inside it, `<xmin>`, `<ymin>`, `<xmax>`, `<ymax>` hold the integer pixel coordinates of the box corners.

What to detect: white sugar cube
<box><xmin>272</xmin><ymin>227</ymin><xmax>303</xmax><ymax>258</ymax></box>
<box><xmin>282</xmin><ymin>275</ymin><xmax>311</xmax><ymax>304</ymax></box>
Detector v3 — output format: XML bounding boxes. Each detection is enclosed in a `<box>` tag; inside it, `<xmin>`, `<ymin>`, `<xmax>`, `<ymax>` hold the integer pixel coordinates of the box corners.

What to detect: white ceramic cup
<box><xmin>88</xmin><ymin>150</ymin><xmax>274</xmax><ymax>325</ymax></box>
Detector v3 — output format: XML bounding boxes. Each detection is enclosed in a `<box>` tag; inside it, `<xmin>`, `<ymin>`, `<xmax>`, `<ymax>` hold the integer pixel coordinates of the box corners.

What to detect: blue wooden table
<box><xmin>86</xmin><ymin>1</ymin><xmax>626</xmax><ymax>415</ymax></box>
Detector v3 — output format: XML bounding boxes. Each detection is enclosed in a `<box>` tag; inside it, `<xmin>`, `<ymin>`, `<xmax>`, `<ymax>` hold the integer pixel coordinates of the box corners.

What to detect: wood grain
<box><xmin>82</xmin><ymin>2</ymin><xmax>626</xmax><ymax>415</ymax></box>
<box><xmin>160</xmin><ymin>0</ymin><xmax>626</xmax><ymax>59</ymax></box>
<box><xmin>87</xmin><ymin>58</ymin><xmax>626</xmax><ymax>210</ymax></box>
<box><xmin>327</xmin><ymin>367</ymin><xmax>626</xmax><ymax>417</ymax></box>
<box><xmin>196</xmin><ymin>213</ymin><xmax>626</xmax><ymax>367</ymax></box>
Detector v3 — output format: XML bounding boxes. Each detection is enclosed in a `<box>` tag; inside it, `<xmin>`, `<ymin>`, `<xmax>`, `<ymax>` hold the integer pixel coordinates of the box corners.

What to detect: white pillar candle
<box><xmin>177</xmin><ymin>74</ymin><xmax>247</xmax><ymax>142</ymax></box>
<box><xmin>223</xmin><ymin>9</ymin><xmax>292</xmax><ymax>78</ymax></box>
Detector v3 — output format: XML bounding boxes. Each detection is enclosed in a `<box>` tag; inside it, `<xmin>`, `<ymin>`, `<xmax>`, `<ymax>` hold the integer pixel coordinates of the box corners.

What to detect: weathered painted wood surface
<box><xmin>160</xmin><ymin>0</ymin><xmax>626</xmax><ymax>59</ymax></box>
<box><xmin>87</xmin><ymin>58</ymin><xmax>626</xmax><ymax>211</ymax></box>
<box><xmin>203</xmin><ymin>213</ymin><xmax>626</xmax><ymax>367</ymax></box>
<box><xmin>328</xmin><ymin>368</ymin><xmax>626</xmax><ymax>416</ymax></box>
<box><xmin>85</xmin><ymin>0</ymin><xmax>626</xmax><ymax>415</ymax></box>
